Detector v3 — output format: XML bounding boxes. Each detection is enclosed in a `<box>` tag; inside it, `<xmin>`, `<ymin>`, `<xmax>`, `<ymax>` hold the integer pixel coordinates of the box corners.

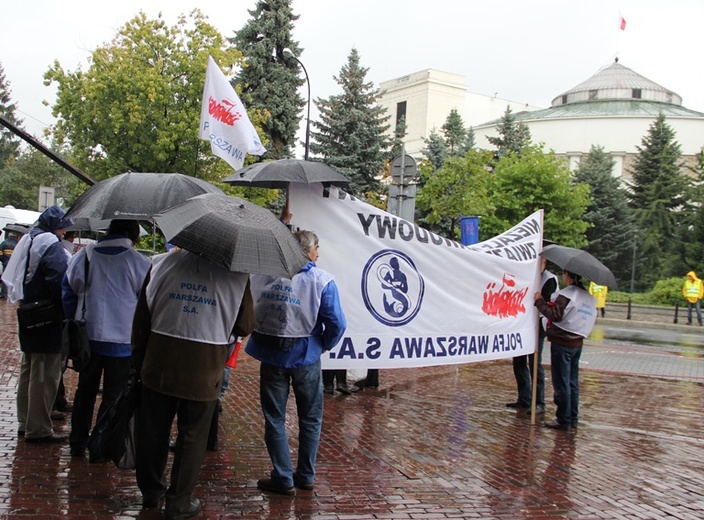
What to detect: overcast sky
<box><xmin>2</xmin><ymin>0</ymin><xmax>703</xmax><ymax>152</ymax></box>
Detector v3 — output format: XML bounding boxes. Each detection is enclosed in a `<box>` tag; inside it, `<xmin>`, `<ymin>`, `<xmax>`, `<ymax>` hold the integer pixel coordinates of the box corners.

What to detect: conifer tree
<box><xmin>420</xmin><ymin>129</ymin><xmax>447</xmax><ymax>172</ymax></box>
<box><xmin>232</xmin><ymin>0</ymin><xmax>305</xmax><ymax>159</ymax></box>
<box><xmin>310</xmin><ymin>48</ymin><xmax>390</xmax><ymax>197</ymax></box>
<box><xmin>486</xmin><ymin>105</ymin><xmax>531</xmax><ymax>160</ymax></box>
<box><xmin>627</xmin><ymin>113</ymin><xmax>686</xmax><ymax>288</ymax></box>
<box><xmin>459</xmin><ymin>126</ymin><xmax>476</xmax><ymax>156</ymax></box>
<box><xmin>441</xmin><ymin>108</ymin><xmax>467</xmax><ymax>156</ymax></box>
<box><xmin>573</xmin><ymin>146</ymin><xmax>634</xmax><ymax>286</ymax></box>
<box><xmin>0</xmin><ymin>62</ymin><xmax>22</xmax><ymax>168</ymax></box>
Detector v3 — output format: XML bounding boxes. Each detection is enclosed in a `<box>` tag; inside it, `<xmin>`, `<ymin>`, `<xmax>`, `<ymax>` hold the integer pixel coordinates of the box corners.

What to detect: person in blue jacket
<box><xmin>247</xmin><ymin>230</ymin><xmax>346</xmax><ymax>495</ymax></box>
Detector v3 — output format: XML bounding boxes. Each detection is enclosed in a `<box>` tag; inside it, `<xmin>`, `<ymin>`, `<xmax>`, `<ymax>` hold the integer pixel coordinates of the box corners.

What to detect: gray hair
<box><xmin>294</xmin><ymin>230</ymin><xmax>318</xmax><ymax>254</ymax></box>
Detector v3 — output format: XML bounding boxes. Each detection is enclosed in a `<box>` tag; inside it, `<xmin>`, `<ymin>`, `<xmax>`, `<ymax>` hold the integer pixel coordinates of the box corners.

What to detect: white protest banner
<box><xmin>288</xmin><ymin>183</ymin><xmax>543</xmax><ymax>369</ymax></box>
<box><xmin>199</xmin><ymin>56</ymin><xmax>266</xmax><ymax>170</ymax></box>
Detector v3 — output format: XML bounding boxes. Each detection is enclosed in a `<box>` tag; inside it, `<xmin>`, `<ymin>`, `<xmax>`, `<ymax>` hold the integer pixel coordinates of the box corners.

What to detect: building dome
<box><xmin>551</xmin><ymin>58</ymin><xmax>682</xmax><ymax>107</ymax></box>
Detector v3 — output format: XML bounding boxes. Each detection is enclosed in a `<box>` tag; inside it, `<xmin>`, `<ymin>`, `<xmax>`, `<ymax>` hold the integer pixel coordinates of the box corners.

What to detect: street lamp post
<box><xmin>282</xmin><ymin>48</ymin><xmax>310</xmax><ymax>161</ymax></box>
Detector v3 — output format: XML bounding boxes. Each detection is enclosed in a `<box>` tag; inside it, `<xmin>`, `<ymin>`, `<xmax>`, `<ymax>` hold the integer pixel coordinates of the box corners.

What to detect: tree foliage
<box><xmin>573</xmin><ymin>145</ymin><xmax>634</xmax><ymax>287</ymax></box>
<box><xmin>0</xmin><ymin>62</ymin><xmax>22</xmax><ymax>168</ymax></box>
<box><xmin>416</xmin><ymin>149</ymin><xmax>494</xmax><ymax>239</ymax></box>
<box><xmin>441</xmin><ymin>108</ymin><xmax>467</xmax><ymax>157</ymax></box>
<box><xmin>627</xmin><ymin>113</ymin><xmax>686</xmax><ymax>289</ymax></box>
<box><xmin>310</xmin><ymin>48</ymin><xmax>390</xmax><ymax>197</ymax></box>
<box><xmin>44</xmin><ymin>10</ymin><xmax>251</xmax><ymax>184</ymax></box>
<box><xmin>486</xmin><ymin>105</ymin><xmax>531</xmax><ymax>160</ymax></box>
<box><xmin>481</xmin><ymin>146</ymin><xmax>590</xmax><ymax>246</ymax></box>
<box><xmin>419</xmin><ymin>129</ymin><xmax>447</xmax><ymax>172</ymax></box>
<box><xmin>232</xmin><ymin>0</ymin><xmax>304</xmax><ymax>159</ymax></box>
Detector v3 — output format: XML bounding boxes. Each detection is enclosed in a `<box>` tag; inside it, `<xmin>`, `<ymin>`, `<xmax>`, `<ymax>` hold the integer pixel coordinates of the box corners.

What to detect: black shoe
<box><xmin>293</xmin><ymin>473</ymin><xmax>314</xmax><ymax>490</ymax></box>
<box><xmin>55</xmin><ymin>403</ymin><xmax>73</xmax><ymax>412</ymax></box>
<box><xmin>505</xmin><ymin>401</ymin><xmax>529</xmax><ymax>409</ymax></box>
<box><xmin>169</xmin><ymin>440</ymin><xmax>177</xmax><ymax>452</ymax></box>
<box><xmin>336</xmin><ymin>384</ymin><xmax>352</xmax><ymax>395</ymax></box>
<box><xmin>544</xmin><ymin>420</ymin><xmax>570</xmax><ymax>431</ymax></box>
<box><xmin>17</xmin><ymin>430</ymin><xmax>25</xmax><ymax>438</ymax></box>
<box><xmin>257</xmin><ymin>478</ymin><xmax>295</xmax><ymax>495</ymax></box>
<box><xmin>164</xmin><ymin>498</ymin><xmax>201</xmax><ymax>519</ymax></box>
<box><xmin>141</xmin><ymin>491</ymin><xmax>165</xmax><ymax>509</ymax></box>
<box><xmin>25</xmin><ymin>433</ymin><xmax>68</xmax><ymax>444</ymax></box>
<box><xmin>323</xmin><ymin>384</ymin><xmax>334</xmax><ymax>395</ymax></box>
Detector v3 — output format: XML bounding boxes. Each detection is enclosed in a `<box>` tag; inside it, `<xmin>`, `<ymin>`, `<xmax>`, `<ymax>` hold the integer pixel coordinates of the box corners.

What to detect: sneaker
<box><xmin>293</xmin><ymin>473</ymin><xmax>314</xmax><ymax>490</ymax></box>
<box><xmin>257</xmin><ymin>478</ymin><xmax>295</xmax><ymax>496</ymax></box>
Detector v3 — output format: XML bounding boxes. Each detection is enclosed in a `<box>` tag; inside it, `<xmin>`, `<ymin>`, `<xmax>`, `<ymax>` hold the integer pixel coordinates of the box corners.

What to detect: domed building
<box><xmin>473</xmin><ymin>58</ymin><xmax>704</xmax><ymax>178</ymax></box>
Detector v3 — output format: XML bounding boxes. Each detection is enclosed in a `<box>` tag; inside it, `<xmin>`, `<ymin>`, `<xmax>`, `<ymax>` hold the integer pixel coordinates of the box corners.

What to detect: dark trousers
<box><xmin>323</xmin><ymin>369</ymin><xmax>347</xmax><ymax>387</ymax></box>
<box><xmin>70</xmin><ymin>353</ymin><xmax>132</xmax><ymax>450</ymax></box>
<box><xmin>354</xmin><ymin>369</ymin><xmax>379</xmax><ymax>388</ymax></box>
<box><xmin>511</xmin><ymin>335</ymin><xmax>545</xmax><ymax>406</ymax></box>
<box><xmin>136</xmin><ymin>386</ymin><xmax>216</xmax><ymax>513</ymax></box>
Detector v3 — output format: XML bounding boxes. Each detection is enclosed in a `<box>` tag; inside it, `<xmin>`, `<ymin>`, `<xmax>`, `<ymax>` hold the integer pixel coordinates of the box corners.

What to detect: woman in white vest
<box><xmin>534</xmin><ymin>270</ymin><xmax>597</xmax><ymax>431</ymax></box>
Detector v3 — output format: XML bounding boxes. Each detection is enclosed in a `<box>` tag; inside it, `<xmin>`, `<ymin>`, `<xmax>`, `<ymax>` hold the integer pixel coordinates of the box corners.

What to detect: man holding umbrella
<box><xmin>534</xmin><ymin>270</ymin><xmax>597</xmax><ymax>431</ymax></box>
<box><xmin>131</xmin><ymin>249</ymin><xmax>254</xmax><ymax>518</ymax></box>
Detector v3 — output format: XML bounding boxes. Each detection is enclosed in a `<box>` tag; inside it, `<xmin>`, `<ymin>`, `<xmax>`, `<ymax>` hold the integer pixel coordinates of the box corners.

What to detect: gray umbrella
<box><xmin>540</xmin><ymin>244</ymin><xmax>618</xmax><ymax>289</ymax></box>
<box><xmin>65</xmin><ymin>172</ymin><xmax>224</xmax><ymax>221</ymax></box>
<box><xmin>222</xmin><ymin>159</ymin><xmax>350</xmax><ymax>189</ymax></box>
<box><xmin>152</xmin><ymin>193</ymin><xmax>309</xmax><ymax>277</ymax></box>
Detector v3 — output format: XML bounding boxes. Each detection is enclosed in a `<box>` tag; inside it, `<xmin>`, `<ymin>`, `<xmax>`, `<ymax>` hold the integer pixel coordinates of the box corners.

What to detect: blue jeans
<box><xmin>259</xmin><ymin>359</ymin><xmax>323</xmax><ymax>487</ymax></box>
<box><xmin>687</xmin><ymin>300</ymin><xmax>702</xmax><ymax>325</ymax></box>
<box><xmin>550</xmin><ymin>343</ymin><xmax>582</xmax><ymax>427</ymax></box>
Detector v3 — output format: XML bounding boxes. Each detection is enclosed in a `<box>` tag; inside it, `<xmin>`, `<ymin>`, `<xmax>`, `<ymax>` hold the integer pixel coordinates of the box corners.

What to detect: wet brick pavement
<box><xmin>1</xmin><ymin>299</ymin><xmax>703</xmax><ymax>519</ymax></box>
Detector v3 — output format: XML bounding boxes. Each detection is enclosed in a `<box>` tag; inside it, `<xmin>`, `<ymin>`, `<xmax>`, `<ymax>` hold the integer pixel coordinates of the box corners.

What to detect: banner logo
<box><xmin>482</xmin><ymin>273</ymin><xmax>529</xmax><ymax>318</ymax></box>
<box><xmin>361</xmin><ymin>249</ymin><xmax>424</xmax><ymax>326</ymax></box>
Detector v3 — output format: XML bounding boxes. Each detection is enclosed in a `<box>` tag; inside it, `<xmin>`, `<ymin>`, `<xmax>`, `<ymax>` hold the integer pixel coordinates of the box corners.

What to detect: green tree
<box><xmin>441</xmin><ymin>108</ymin><xmax>467</xmax><ymax>157</ymax></box>
<box><xmin>486</xmin><ymin>105</ymin><xmax>531</xmax><ymax>160</ymax></box>
<box><xmin>0</xmin><ymin>148</ymin><xmax>79</xmax><ymax>209</ymax></box>
<box><xmin>388</xmin><ymin>116</ymin><xmax>407</xmax><ymax>160</ymax></box>
<box><xmin>458</xmin><ymin>126</ymin><xmax>476</xmax><ymax>156</ymax></box>
<box><xmin>310</xmin><ymin>48</ymin><xmax>390</xmax><ymax>197</ymax></box>
<box><xmin>573</xmin><ymin>146</ymin><xmax>634</xmax><ymax>286</ymax></box>
<box><xmin>419</xmin><ymin>129</ymin><xmax>447</xmax><ymax>172</ymax></box>
<box><xmin>627</xmin><ymin>113</ymin><xmax>686</xmax><ymax>289</ymax></box>
<box><xmin>416</xmin><ymin>149</ymin><xmax>494</xmax><ymax>239</ymax></box>
<box><xmin>482</xmin><ymin>145</ymin><xmax>590</xmax><ymax>245</ymax></box>
<box><xmin>232</xmin><ymin>0</ymin><xmax>304</xmax><ymax>159</ymax></box>
<box><xmin>0</xmin><ymin>62</ymin><xmax>22</xmax><ymax>168</ymax></box>
<box><xmin>45</xmin><ymin>10</ymin><xmax>249</xmax><ymax>183</ymax></box>
<box><xmin>679</xmin><ymin>147</ymin><xmax>704</xmax><ymax>277</ymax></box>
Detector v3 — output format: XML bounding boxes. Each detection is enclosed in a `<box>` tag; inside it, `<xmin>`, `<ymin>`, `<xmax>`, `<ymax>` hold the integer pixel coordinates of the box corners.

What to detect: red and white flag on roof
<box><xmin>619</xmin><ymin>15</ymin><xmax>627</xmax><ymax>31</ymax></box>
<box><xmin>199</xmin><ymin>56</ymin><xmax>266</xmax><ymax>171</ymax></box>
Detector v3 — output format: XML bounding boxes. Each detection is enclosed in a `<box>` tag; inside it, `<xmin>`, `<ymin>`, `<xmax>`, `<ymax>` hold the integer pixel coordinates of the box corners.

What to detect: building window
<box><xmin>589</xmin><ymin>89</ymin><xmax>598</xmax><ymax>100</ymax></box>
<box><xmin>396</xmin><ymin>101</ymin><xmax>407</xmax><ymax>130</ymax></box>
<box><xmin>632</xmin><ymin>88</ymin><xmax>642</xmax><ymax>99</ymax></box>
<box><xmin>561</xmin><ymin>95</ymin><xmax>568</xmax><ymax>105</ymax></box>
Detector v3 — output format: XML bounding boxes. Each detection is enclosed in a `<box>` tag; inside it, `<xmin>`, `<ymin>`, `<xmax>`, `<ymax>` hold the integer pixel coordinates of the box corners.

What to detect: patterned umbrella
<box><xmin>152</xmin><ymin>194</ymin><xmax>309</xmax><ymax>277</ymax></box>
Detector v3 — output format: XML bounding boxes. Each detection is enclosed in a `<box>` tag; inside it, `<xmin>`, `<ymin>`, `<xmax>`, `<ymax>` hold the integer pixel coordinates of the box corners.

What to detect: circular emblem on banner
<box><xmin>361</xmin><ymin>249</ymin><xmax>424</xmax><ymax>327</ymax></box>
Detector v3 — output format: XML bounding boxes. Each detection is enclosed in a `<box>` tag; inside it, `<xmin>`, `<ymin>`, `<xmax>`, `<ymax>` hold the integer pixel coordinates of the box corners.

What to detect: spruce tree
<box><xmin>441</xmin><ymin>108</ymin><xmax>467</xmax><ymax>156</ymax></box>
<box><xmin>486</xmin><ymin>105</ymin><xmax>531</xmax><ymax>160</ymax></box>
<box><xmin>420</xmin><ymin>129</ymin><xmax>447</xmax><ymax>172</ymax></box>
<box><xmin>232</xmin><ymin>0</ymin><xmax>305</xmax><ymax>159</ymax></box>
<box><xmin>459</xmin><ymin>126</ymin><xmax>476</xmax><ymax>156</ymax></box>
<box><xmin>678</xmin><ymin>147</ymin><xmax>704</xmax><ymax>276</ymax></box>
<box><xmin>310</xmin><ymin>48</ymin><xmax>390</xmax><ymax>197</ymax></box>
<box><xmin>573</xmin><ymin>146</ymin><xmax>634</xmax><ymax>286</ymax></box>
<box><xmin>0</xmin><ymin>62</ymin><xmax>22</xmax><ymax>168</ymax></box>
<box><xmin>628</xmin><ymin>113</ymin><xmax>686</xmax><ymax>288</ymax></box>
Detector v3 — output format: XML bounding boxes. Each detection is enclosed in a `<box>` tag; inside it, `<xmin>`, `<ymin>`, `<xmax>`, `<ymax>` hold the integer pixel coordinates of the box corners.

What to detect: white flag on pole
<box><xmin>199</xmin><ymin>56</ymin><xmax>266</xmax><ymax>170</ymax></box>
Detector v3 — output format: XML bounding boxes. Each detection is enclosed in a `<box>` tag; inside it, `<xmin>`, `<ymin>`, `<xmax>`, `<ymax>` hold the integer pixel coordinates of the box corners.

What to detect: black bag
<box><xmin>17</xmin><ymin>299</ymin><xmax>62</xmax><ymax>331</ymax></box>
<box><xmin>62</xmin><ymin>253</ymin><xmax>91</xmax><ymax>372</ymax></box>
<box><xmin>88</xmin><ymin>370</ymin><xmax>140</xmax><ymax>469</ymax></box>
<box><xmin>62</xmin><ymin>319</ymin><xmax>91</xmax><ymax>372</ymax></box>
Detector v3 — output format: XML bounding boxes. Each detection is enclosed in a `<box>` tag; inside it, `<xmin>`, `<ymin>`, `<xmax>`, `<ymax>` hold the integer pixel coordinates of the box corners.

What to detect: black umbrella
<box><xmin>65</xmin><ymin>172</ymin><xmax>224</xmax><ymax>221</ymax></box>
<box><xmin>222</xmin><ymin>159</ymin><xmax>350</xmax><ymax>189</ymax></box>
<box><xmin>152</xmin><ymin>194</ymin><xmax>309</xmax><ymax>278</ymax></box>
<box><xmin>540</xmin><ymin>244</ymin><xmax>618</xmax><ymax>289</ymax></box>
